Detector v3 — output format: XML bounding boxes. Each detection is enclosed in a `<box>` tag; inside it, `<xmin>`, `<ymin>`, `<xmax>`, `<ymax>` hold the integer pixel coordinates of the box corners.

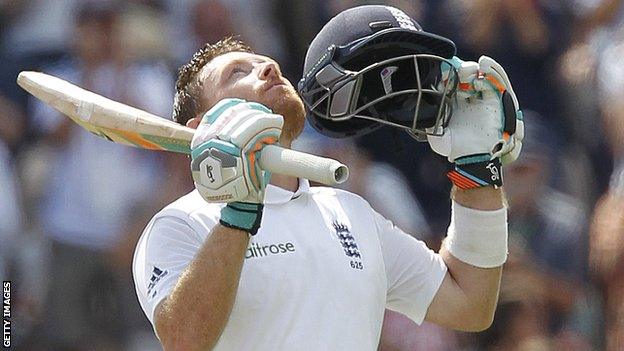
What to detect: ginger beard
<box><xmin>258</xmin><ymin>84</ymin><xmax>306</xmax><ymax>145</ymax></box>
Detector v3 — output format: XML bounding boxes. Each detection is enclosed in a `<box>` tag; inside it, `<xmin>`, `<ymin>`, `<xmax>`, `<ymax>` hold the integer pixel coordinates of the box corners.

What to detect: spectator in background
<box><xmin>0</xmin><ymin>0</ymin><xmax>78</xmax><ymax>59</ymax></box>
<box><xmin>0</xmin><ymin>0</ymin><xmax>79</xmax><ymax>96</ymax></box>
<box><xmin>0</xmin><ymin>93</ymin><xmax>25</xmax><ymax>282</ymax></box>
<box><xmin>25</xmin><ymin>2</ymin><xmax>174</xmax><ymax>349</ymax></box>
<box><xmin>590</xmin><ymin>160</ymin><xmax>624</xmax><ymax>351</ymax></box>
<box><xmin>165</xmin><ymin>0</ymin><xmax>236</xmax><ymax>66</ymax></box>
<box><xmin>0</xmin><ymin>0</ymin><xmax>76</xmax><ymax>116</ymax></box>
<box><xmin>554</xmin><ymin>0</ymin><xmax>624</xmax><ymax>206</ymax></box>
<box><xmin>481</xmin><ymin>112</ymin><xmax>598</xmax><ymax>350</ymax></box>
<box><xmin>591</xmin><ymin>10</ymin><xmax>624</xmax><ymax>348</ymax></box>
<box><xmin>505</xmin><ymin>112</ymin><xmax>588</xmax><ymax>282</ymax></box>
<box><xmin>166</xmin><ymin>0</ymin><xmax>287</xmax><ymax>74</ymax></box>
<box><xmin>591</xmin><ymin>153</ymin><xmax>624</xmax><ymax>351</ymax></box>
<box><xmin>191</xmin><ymin>0</ymin><xmax>236</xmax><ymax>47</ymax></box>
<box><xmin>223</xmin><ymin>0</ymin><xmax>288</xmax><ymax>68</ymax></box>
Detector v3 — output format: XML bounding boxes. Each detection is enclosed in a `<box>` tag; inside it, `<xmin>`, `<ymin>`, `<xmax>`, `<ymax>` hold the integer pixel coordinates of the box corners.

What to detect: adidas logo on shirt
<box><xmin>147</xmin><ymin>266</ymin><xmax>168</xmax><ymax>299</ymax></box>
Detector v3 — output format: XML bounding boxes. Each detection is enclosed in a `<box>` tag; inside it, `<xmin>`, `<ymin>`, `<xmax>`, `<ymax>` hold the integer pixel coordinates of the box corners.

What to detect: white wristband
<box><xmin>443</xmin><ymin>200</ymin><xmax>508</xmax><ymax>268</ymax></box>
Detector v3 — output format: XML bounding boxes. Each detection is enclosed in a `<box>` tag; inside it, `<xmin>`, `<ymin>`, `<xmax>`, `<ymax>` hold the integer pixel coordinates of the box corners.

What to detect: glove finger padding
<box><xmin>230</xmin><ymin>112</ymin><xmax>283</xmax><ymax>147</ymax></box>
<box><xmin>241</xmin><ymin>127</ymin><xmax>281</xmax><ymax>194</ymax></box>
<box><xmin>191</xmin><ymin>99</ymin><xmax>252</xmax><ymax>149</ymax></box>
<box><xmin>458</xmin><ymin>61</ymin><xmax>479</xmax><ymax>85</ymax></box>
<box><xmin>476</xmin><ymin>56</ymin><xmax>524</xmax><ymax>164</ymax></box>
<box><xmin>478</xmin><ymin>56</ymin><xmax>519</xmax><ymax>108</ymax></box>
<box><xmin>229</xmin><ymin>110</ymin><xmax>283</xmax><ymax>193</ymax></box>
<box><xmin>500</xmin><ymin>136</ymin><xmax>522</xmax><ymax>165</ymax></box>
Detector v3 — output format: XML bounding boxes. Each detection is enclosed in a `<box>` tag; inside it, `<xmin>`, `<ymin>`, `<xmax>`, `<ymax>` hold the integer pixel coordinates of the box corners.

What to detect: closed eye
<box><xmin>228</xmin><ymin>66</ymin><xmax>249</xmax><ymax>79</ymax></box>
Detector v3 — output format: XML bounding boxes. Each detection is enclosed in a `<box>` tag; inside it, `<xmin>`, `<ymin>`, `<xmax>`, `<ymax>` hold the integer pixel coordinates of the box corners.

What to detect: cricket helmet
<box><xmin>298</xmin><ymin>5</ymin><xmax>458</xmax><ymax>140</ymax></box>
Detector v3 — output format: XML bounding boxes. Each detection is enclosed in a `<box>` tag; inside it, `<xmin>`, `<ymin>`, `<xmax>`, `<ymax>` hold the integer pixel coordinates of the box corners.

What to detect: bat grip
<box><xmin>259</xmin><ymin>145</ymin><xmax>349</xmax><ymax>186</ymax></box>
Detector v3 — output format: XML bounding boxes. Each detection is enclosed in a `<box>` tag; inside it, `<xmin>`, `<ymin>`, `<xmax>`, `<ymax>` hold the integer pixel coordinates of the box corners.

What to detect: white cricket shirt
<box><xmin>133</xmin><ymin>179</ymin><xmax>447</xmax><ymax>350</ymax></box>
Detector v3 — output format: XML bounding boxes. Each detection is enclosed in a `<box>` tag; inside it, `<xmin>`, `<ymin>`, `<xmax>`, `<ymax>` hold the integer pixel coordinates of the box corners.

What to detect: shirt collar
<box><xmin>264</xmin><ymin>178</ymin><xmax>311</xmax><ymax>205</ymax></box>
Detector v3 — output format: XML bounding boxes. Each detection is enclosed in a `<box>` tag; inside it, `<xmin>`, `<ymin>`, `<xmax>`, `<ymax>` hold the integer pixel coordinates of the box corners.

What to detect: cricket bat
<box><xmin>17</xmin><ymin>71</ymin><xmax>348</xmax><ymax>186</ymax></box>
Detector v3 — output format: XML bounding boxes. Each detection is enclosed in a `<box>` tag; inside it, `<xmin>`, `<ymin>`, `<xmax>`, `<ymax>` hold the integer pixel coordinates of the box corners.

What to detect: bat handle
<box><xmin>259</xmin><ymin>145</ymin><xmax>349</xmax><ymax>186</ymax></box>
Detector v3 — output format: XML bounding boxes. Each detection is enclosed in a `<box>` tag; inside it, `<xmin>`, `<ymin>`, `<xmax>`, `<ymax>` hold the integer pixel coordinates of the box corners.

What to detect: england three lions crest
<box><xmin>333</xmin><ymin>222</ymin><xmax>363</xmax><ymax>270</ymax></box>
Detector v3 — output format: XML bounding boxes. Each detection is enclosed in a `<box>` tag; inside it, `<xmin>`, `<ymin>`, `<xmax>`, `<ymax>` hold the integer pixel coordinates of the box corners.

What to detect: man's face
<box><xmin>198</xmin><ymin>51</ymin><xmax>306</xmax><ymax>144</ymax></box>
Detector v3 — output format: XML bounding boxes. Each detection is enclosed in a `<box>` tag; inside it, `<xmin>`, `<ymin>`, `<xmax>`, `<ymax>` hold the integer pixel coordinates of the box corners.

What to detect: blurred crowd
<box><xmin>1</xmin><ymin>0</ymin><xmax>624</xmax><ymax>350</ymax></box>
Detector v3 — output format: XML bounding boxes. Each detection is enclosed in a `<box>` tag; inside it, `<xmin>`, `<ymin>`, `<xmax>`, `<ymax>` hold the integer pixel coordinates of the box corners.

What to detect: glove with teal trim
<box><xmin>428</xmin><ymin>56</ymin><xmax>524</xmax><ymax>189</ymax></box>
<box><xmin>190</xmin><ymin>98</ymin><xmax>283</xmax><ymax>234</ymax></box>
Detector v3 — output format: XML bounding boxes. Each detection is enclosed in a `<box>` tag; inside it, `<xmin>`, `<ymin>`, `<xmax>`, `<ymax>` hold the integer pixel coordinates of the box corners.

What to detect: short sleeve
<box><xmin>132</xmin><ymin>215</ymin><xmax>213</xmax><ymax>326</ymax></box>
<box><xmin>375</xmin><ymin>211</ymin><xmax>447</xmax><ymax>324</ymax></box>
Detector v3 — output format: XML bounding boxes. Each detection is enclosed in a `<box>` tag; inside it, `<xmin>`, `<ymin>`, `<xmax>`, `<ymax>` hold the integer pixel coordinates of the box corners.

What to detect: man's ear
<box><xmin>186</xmin><ymin>116</ymin><xmax>202</xmax><ymax>129</ymax></box>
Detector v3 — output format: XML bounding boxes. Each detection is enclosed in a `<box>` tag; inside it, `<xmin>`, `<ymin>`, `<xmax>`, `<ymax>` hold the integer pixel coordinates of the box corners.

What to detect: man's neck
<box><xmin>269</xmin><ymin>173</ymin><xmax>299</xmax><ymax>192</ymax></box>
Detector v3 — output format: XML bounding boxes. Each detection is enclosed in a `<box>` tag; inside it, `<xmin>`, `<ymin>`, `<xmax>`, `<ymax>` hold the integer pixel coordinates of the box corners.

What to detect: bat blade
<box><xmin>17</xmin><ymin>71</ymin><xmax>349</xmax><ymax>185</ymax></box>
<box><xmin>17</xmin><ymin>71</ymin><xmax>194</xmax><ymax>154</ymax></box>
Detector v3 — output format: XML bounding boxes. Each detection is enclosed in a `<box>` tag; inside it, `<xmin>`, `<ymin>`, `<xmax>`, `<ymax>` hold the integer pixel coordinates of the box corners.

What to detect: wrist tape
<box><xmin>444</xmin><ymin>200</ymin><xmax>508</xmax><ymax>268</ymax></box>
<box><xmin>447</xmin><ymin>155</ymin><xmax>503</xmax><ymax>189</ymax></box>
<box><xmin>220</xmin><ymin>202</ymin><xmax>264</xmax><ymax>235</ymax></box>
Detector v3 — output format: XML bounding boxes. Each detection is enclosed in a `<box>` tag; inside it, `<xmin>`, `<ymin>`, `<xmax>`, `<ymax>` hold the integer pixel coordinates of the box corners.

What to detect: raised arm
<box><xmin>155</xmin><ymin>225</ymin><xmax>249</xmax><ymax>351</ymax></box>
<box><xmin>154</xmin><ymin>99</ymin><xmax>283</xmax><ymax>350</ymax></box>
<box><xmin>425</xmin><ymin>187</ymin><xmax>505</xmax><ymax>331</ymax></box>
<box><xmin>424</xmin><ymin>56</ymin><xmax>524</xmax><ymax>331</ymax></box>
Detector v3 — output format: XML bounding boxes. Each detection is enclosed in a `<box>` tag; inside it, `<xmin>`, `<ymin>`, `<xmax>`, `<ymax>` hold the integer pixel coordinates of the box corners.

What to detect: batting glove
<box><xmin>428</xmin><ymin>56</ymin><xmax>524</xmax><ymax>189</ymax></box>
<box><xmin>191</xmin><ymin>98</ymin><xmax>283</xmax><ymax>234</ymax></box>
